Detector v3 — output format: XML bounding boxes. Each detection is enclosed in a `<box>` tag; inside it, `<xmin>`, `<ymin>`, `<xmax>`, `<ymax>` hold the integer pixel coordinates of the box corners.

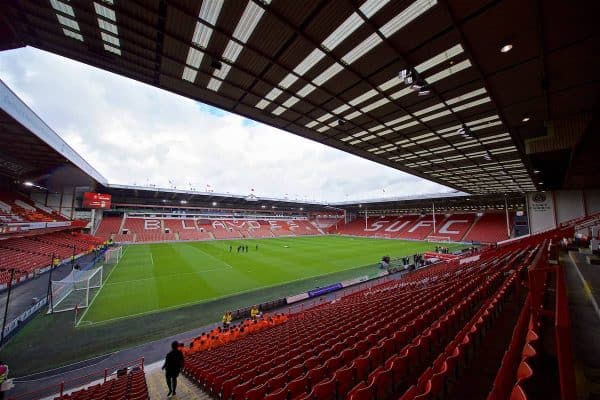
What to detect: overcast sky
<box><xmin>0</xmin><ymin>47</ymin><xmax>455</xmax><ymax>202</ymax></box>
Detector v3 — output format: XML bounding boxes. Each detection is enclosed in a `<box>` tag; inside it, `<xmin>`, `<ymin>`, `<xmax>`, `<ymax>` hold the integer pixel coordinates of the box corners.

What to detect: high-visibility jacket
<box><xmin>0</xmin><ymin>363</ymin><xmax>8</xmax><ymax>384</ymax></box>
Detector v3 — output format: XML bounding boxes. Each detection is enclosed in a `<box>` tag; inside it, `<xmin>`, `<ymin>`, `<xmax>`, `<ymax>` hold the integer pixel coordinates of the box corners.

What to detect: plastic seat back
<box><xmin>244</xmin><ymin>383</ymin><xmax>267</xmax><ymax>400</ymax></box>
<box><xmin>309</xmin><ymin>377</ymin><xmax>336</xmax><ymax>400</ymax></box>
<box><xmin>334</xmin><ymin>364</ymin><xmax>355</xmax><ymax>398</ymax></box>
<box><xmin>347</xmin><ymin>381</ymin><xmax>375</xmax><ymax>400</ymax></box>
<box><xmin>287</xmin><ymin>374</ymin><xmax>309</xmax><ymax>399</ymax></box>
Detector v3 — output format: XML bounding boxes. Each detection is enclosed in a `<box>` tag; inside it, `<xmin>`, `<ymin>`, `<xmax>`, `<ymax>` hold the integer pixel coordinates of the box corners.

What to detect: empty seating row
<box><xmin>55</xmin><ymin>369</ymin><xmax>148</xmax><ymax>400</ymax></box>
<box><xmin>334</xmin><ymin>213</ymin><xmax>514</xmax><ymax>243</ymax></box>
<box><xmin>0</xmin><ymin>231</ymin><xmax>103</xmax><ymax>274</ymax></box>
<box><xmin>0</xmin><ymin>192</ymin><xmax>66</xmax><ymax>222</ymax></box>
<box><xmin>102</xmin><ymin>217</ymin><xmax>323</xmax><ymax>242</ymax></box>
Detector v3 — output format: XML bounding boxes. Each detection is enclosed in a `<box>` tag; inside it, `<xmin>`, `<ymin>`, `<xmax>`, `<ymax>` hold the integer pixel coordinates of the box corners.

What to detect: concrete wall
<box><xmin>555</xmin><ymin>190</ymin><xmax>586</xmax><ymax>224</ymax></box>
<box><xmin>528</xmin><ymin>189</ymin><xmax>600</xmax><ymax>233</ymax></box>
<box><xmin>584</xmin><ymin>189</ymin><xmax>600</xmax><ymax>215</ymax></box>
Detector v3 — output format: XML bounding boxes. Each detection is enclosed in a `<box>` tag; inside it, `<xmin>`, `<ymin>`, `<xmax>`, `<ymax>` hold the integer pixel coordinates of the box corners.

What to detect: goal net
<box><xmin>426</xmin><ymin>236</ymin><xmax>451</xmax><ymax>243</ymax></box>
<box><xmin>104</xmin><ymin>246</ymin><xmax>123</xmax><ymax>264</ymax></box>
<box><xmin>49</xmin><ymin>267</ymin><xmax>103</xmax><ymax>313</ymax></box>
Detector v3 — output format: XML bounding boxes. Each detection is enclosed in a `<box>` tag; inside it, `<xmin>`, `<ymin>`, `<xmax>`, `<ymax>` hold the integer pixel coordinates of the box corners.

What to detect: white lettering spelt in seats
<box><xmin>438</xmin><ymin>220</ymin><xmax>469</xmax><ymax>235</ymax></box>
<box><xmin>227</xmin><ymin>221</ymin><xmax>244</xmax><ymax>228</ymax></box>
<box><xmin>181</xmin><ymin>220</ymin><xmax>196</xmax><ymax>230</ymax></box>
<box><xmin>408</xmin><ymin>220</ymin><xmax>432</xmax><ymax>232</ymax></box>
<box><xmin>365</xmin><ymin>220</ymin><xmax>389</xmax><ymax>231</ymax></box>
<box><xmin>247</xmin><ymin>221</ymin><xmax>260</xmax><ymax>229</ymax></box>
<box><xmin>288</xmin><ymin>221</ymin><xmax>299</xmax><ymax>230</ymax></box>
<box><xmin>212</xmin><ymin>220</ymin><xmax>226</xmax><ymax>229</ymax></box>
<box><xmin>268</xmin><ymin>221</ymin><xmax>281</xmax><ymax>230</ymax></box>
<box><xmin>384</xmin><ymin>220</ymin><xmax>411</xmax><ymax>232</ymax></box>
<box><xmin>144</xmin><ymin>220</ymin><xmax>160</xmax><ymax>230</ymax></box>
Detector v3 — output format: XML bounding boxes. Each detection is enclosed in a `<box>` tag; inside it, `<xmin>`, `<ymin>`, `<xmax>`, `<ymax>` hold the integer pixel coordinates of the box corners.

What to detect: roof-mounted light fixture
<box><xmin>400</xmin><ymin>67</ymin><xmax>431</xmax><ymax>96</ymax></box>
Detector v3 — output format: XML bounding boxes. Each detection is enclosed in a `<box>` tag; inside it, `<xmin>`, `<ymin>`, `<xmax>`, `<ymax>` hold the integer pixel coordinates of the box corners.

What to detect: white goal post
<box><xmin>49</xmin><ymin>267</ymin><xmax>103</xmax><ymax>313</ymax></box>
<box><xmin>104</xmin><ymin>246</ymin><xmax>123</xmax><ymax>264</ymax></box>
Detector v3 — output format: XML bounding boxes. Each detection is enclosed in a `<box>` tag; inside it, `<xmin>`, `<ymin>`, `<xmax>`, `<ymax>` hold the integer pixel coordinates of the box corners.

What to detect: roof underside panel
<box><xmin>1</xmin><ymin>0</ymin><xmax>597</xmax><ymax>193</ymax></box>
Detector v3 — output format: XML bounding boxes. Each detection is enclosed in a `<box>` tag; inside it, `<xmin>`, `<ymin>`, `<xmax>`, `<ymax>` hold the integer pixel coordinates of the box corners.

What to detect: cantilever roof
<box><xmin>1</xmin><ymin>0</ymin><xmax>597</xmax><ymax>193</ymax></box>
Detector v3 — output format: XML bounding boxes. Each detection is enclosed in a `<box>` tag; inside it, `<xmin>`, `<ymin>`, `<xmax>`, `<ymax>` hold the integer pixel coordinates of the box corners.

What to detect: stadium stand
<box><xmin>245</xmin><ymin>221</ymin><xmax>275</xmax><ymax>239</ymax></box>
<box><xmin>425</xmin><ymin>213</ymin><xmax>477</xmax><ymax>242</ymax></box>
<box><xmin>161</xmin><ymin>219</ymin><xmax>212</xmax><ymax>241</ymax></box>
<box><xmin>0</xmin><ymin>232</ymin><xmax>103</xmax><ymax>280</ymax></box>
<box><xmin>463</xmin><ymin>213</ymin><xmax>512</xmax><ymax>244</ymax></box>
<box><xmin>289</xmin><ymin>220</ymin><xmax>322</xmax><ymax>236</ymax></box>
<box><xmin>0</xmin><ymin>192</ymin><xmax>66</xmax><ymax>222</ymax></box>
<box><xmin>102</xmin><ymin>216</ymin><xmax>324</xmax><ymax>242</ymax></box>
<box><xmin>95</xmin><ymin>216</ymin><xmax>123</xmax><ymax>240</ymax></box>
<box><xmin>121</xmin><ymin>217</ymin><xmax>176</xmax><ymax>242</ymax></box>
<box><xmin>208</xmin><ymin>221</ymin><xmax>243</xmax><ymax>240</ymax></box>
<box><xmin>332</xmin><ymin>213</ymin><xmax>518</xmax><ymax>244</ymax></box>
<box><xmin>177</xmin><ymin>220</ymin><xmax>578</xmax><ymax>400</ymax></box>
<box><xmin>399</xmin><ymin>214</ymin><xmax>446</xmax><ymax>241</ymax></box>
<box><xmin>54</xmin><ymin>368</ymin><xmax>148</xmax><ymax>400</ymax></box>
<box><xmin>311</xmin><ymin>216</ymin><xmax>343</xmax><ymax>230</ymax></box>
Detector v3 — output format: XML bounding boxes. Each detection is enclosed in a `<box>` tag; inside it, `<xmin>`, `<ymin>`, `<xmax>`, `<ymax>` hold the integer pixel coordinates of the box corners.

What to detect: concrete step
<box><xmin>145</xmin><ymin>362</ymin><xmax>211</xmax><ymax>400</ymax></box>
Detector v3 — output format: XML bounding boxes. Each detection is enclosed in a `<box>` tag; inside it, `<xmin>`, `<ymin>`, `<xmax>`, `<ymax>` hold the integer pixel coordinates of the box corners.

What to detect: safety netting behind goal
<box><xmin>49</xmin><ymin>267</ymin><xmax>103</xmax><ymax>313</ymax></box>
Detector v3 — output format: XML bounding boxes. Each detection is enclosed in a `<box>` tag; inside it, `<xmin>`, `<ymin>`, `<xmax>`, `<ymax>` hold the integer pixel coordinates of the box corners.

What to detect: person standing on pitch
<box><xmin>162</xmin><ymin>341</ymin><xmax>184</xmax><ymax>397</ymax></box>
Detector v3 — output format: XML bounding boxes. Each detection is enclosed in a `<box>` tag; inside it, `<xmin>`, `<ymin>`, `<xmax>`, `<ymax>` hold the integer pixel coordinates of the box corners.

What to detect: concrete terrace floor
<box><xmin>564</xmin><ymin>251</ymin><xmax>600</xmax><ymax>400</ymax></box>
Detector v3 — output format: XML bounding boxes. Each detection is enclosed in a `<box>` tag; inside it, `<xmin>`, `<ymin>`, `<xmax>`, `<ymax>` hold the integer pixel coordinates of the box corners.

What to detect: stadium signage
<box><xmin>307</xmin><ymin>283</ymin><xmax>343</xmax><ymax>298</ymax></box>
<box><xmin>82</xmin><ymin>192</ymin><xmax>112</xmax><ymax>209</ymax></box>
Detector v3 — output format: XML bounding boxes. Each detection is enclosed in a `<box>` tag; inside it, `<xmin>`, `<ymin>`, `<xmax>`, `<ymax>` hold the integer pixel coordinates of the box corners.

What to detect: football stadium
<box><xmin>0</xmin><ymin>0</ymin><xmax>598</xmax><ymax>399</ymax></box>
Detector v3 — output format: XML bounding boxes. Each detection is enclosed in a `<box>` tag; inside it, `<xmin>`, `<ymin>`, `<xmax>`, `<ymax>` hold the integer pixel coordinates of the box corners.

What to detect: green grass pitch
<box><xmin>80</xmin><ymin>236</ymin><xmax>462</xmax><ymax>324</ymax></box>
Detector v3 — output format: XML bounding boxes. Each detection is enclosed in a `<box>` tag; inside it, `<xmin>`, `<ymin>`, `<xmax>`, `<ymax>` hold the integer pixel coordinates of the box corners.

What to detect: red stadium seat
<box><xmin>333</xmin><ymin>364</ymin><xmax>355</xmax><ymax>398</ymax></box>
<box><xmin>307</xmin><ymin>366</ymin><xmax>326</xmax><ymax>386</ymax></box>
<box><xmin>309</xmin><ymin>377</ymin><xmax>336</xmax><ymax>400</ymax></box>
<box><xmin>264</xmin><ymin>387</ymin><xmax>288</xmax><ymax>400</ymax></box>
<box><xmin>267</xmin><ymin>373</ymin><xmax>287</xmax><ymax>393</ymax></box>
<box><xmin>510</xmin><ymin>385</ymin><xmax>529</xmax><ymax>400</ymax></box>
<box><xmin>287</xmin><ymin>374</ymin><xmax>309</xmax><ymax>399</ymax></box>
<box><xmin>347</xmin><ymin>382</ymin><xmax>375</xmax><ymax>400</ymax></box>
<box><xmin>244</xmin><ymin>383</ymin><xmax>267</xmax><ymax>400</ymax></box>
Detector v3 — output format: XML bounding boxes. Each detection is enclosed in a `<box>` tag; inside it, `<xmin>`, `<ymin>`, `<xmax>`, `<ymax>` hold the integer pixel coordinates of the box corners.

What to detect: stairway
<box><xmin>146</xmin><ymin>363</ymin><xmax>211</xmax><ymax>400</ymax></box>
<box><xmin>118</xmin><ymin>214</ymin><xmax>127</xmax><ymax>234</ymax></box>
